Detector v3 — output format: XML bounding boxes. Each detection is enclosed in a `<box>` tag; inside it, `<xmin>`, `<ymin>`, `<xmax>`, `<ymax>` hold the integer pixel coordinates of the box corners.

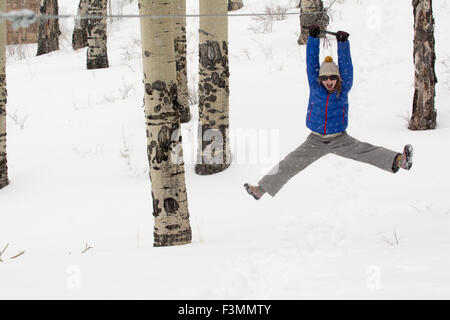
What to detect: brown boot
<box><xmin>244</xmin><ymin>183</ymin><xmax>265</xmax><ymax>200</ymax></box>
<box><xmin>394</xmin><ymin>144</ymin><xmax>414</xmax><ymax>171</ymax></box>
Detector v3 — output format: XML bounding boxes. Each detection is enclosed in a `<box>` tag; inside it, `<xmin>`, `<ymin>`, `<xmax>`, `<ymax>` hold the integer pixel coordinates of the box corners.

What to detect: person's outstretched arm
<box><xmin>336</xmin><ymin>31</ymin><xmax>353</xmax><ymax>92</ymax></box>
<box><xmin>306</xmin><ymin>26</ymin><xmax>321</xmax><ymax>88</ymax></box>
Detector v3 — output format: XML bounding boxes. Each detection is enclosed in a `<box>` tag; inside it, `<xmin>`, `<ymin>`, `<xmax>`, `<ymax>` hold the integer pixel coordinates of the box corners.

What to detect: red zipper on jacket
<box><xmin>308</xmin><ymin>103</ymin><xmax>313</xmax><ymax>121</ymax></box>
<box><xmin>324</xmin><ymin>93</ymin><xmax>330</xmax><ymax>135</ymax></box>
<box><xmin>343</xmin><ymin>105</ymin><xmax>345</xmax><ymax>125</ymax></box>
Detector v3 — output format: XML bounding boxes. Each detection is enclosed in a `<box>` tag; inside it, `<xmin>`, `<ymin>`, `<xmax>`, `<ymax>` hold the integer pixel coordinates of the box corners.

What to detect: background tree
<box><xmin>172</xmin><ymin>0</ymin><xmax>190</xmax><ymax>123</ymax></box>
<box><xmin>409</xmin><ymin>0</ymin><xmax>437</xmax><ymax>130</ymax></box>
<box><xmin>87</xmin><ymin>0</ymin><xmax>109</xmax><ymax>69</ymax></box>
<box><xmin>297</xmin><ymin>0</ymin><xmax>328</xmax><ymax>45</ymax></box>
<box><xmin>139</xmin><ymin>0</ymin><xmax>192</xmax><ymax>247</ymax></box>
<box><xmin>228</xmin><ymin>0</ymin><xmax>243</xmax><ymax>11</ymax></box>
<box><xmin>72</xmin><ymin>0</ymin><xmax>89</xmax><ymax>50</ymax></box>
<box><xmin>195</xmin><ymin>0</ymin><xmax>231</xmax><ymax>175</ymax></box>
<box><xmin>0</xmin><ymin>0</ymin><xmax>8</xmax><ymax>189</ymax></box>
<box><xmin>36</xmin><ymin>0</ymin><xmax>61</xmax><ymax>56</ymax></box>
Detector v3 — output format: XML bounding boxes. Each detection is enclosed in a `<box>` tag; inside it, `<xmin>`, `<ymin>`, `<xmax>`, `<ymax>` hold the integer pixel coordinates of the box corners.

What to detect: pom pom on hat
<box><xmin>319</xmin><ymin>56</ymin><xmax>340</xmax><ymax>77</ymax></box>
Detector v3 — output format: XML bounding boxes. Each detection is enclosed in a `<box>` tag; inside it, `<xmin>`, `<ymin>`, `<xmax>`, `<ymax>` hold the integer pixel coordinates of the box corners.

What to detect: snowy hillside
<box><xmin>1</xmin><ymin>0</ymin><xmax>450</xmax><ymax>299</ymax></box>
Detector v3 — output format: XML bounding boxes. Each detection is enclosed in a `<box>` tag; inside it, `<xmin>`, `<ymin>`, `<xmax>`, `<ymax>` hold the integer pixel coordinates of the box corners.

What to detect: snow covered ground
<box><xmin>1</xmin><ymin>0</ymin><xmax>450</xmax><ymax>299</ymax></box>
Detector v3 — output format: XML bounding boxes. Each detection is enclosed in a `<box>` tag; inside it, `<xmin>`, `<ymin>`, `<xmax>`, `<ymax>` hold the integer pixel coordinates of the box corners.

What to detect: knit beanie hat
<box><xmin>319</xmin><ymin>56</ymin><xmax>340</xmax><ymax>77</ymax></box>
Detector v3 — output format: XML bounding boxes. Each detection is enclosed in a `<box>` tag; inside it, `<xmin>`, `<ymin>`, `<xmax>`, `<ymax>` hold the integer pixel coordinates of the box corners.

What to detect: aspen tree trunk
<box><xmin>0</xmin><ymin>0</ymin><xmax>8</xmax><ymax>189</ymax></box>
<box><xmin>195</xmin><ymin>0</ymin><xmax>231</xmax><ymax>176</ymax></box>
<box><xmin>36</xmin><ymin>0</ymin><xmax>61</xmax><ymax>56</ymax></box>
<box><xmin>297</xmin><ymin>0</ymin><xmax>328</xmax><ymax>45</ymax></box>
<box><xmin>87</xmin><ymin>0</ymin><xmax>109</xmax><ymax>69</ymax></box>
<box><xmin>409</xmin><ymin>0</ymin><xmax>437</xmax><ymax>130</ymax></box>
<box><xmin>228</xmin><ymin>0</ymin><xmax>243</xmax><ymax>11</ymax></box>
<box><xmin>172</xmin><ymin>0</ymin><xmax>191</xmax><ymax>123</ymax></box>
<box><xmin>72</xmin><ymin>0</ymin><xmax>89</xmax><ymax>50</ymax></box>
<box><xmin>139</xmin><ymin>0</ymin><xmax>192</xmax><ymax>247</ymax></box>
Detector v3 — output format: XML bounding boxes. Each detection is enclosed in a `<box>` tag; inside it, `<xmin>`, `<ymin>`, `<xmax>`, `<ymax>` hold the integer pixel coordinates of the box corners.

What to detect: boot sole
<box><xmin>404</xmin><ymin>144</ymin><xmax>414</xmax><ymax>170</ymax></box>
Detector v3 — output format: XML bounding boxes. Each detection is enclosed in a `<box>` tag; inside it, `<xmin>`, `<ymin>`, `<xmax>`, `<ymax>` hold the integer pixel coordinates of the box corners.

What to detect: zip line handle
<box><xmin>302</xmin><ymin>25</ymin><xmax>337</xmax><ymax>36</ymax></box>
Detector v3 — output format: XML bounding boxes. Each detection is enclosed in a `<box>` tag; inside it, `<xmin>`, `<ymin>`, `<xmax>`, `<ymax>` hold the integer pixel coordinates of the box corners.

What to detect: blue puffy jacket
<box><xmin>306</xmin><ymin>36</ymin><xmax>353</xmax><ymax>135</ymax></box>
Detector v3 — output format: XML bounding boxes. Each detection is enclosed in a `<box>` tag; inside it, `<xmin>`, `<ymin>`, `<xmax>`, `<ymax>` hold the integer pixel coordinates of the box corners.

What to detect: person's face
<box><xmin>320</xmin><ymin>74</ymin><xmax>339</xmax><ymax>92</ymax></box>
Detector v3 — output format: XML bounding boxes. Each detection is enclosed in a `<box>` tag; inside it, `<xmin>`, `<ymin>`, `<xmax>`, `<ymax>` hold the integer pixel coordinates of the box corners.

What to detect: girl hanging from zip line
<box><xmin>244</xmin><ymin>26</ymin><xmax>413</xmax><ymax>200</ymax></box>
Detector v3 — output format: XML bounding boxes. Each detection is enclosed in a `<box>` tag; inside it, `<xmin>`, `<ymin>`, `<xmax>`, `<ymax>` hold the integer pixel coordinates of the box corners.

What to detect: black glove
<box><xmin>309</xmin><ymin>25</ymin><xmax>321</xmax><ymax>38</ymax></box>
<box><xmin>336</xmin><ymin>31</ymin><xmax>349</xmax><ymax>42</ymax></box>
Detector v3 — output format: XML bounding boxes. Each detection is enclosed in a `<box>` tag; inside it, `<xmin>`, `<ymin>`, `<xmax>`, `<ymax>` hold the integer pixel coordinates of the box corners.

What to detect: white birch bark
<box><xmin>139</xmin><ymin>0</ymin><xmax>192</xmax><ymax>247</ymax></box>
<box><xmin>172</xmin><ymin>0</ymin><xmax>190</xmax><ymax>123</ymax></box>
<box><xmin>228</xmin><ymin>0</ymin><xmax>243</xmax><ymax>11</ymax></box>
<box><xmin>36</xmin><ymin>0</ymin><xmax>61</xmax><ymax>55</ymax></box>
<box><xmin>72</xmin><ymin>0</ymin><xmax>89</xmax><ymax>50</ymax></box>
<box><xmin>87</xmin><ymin>0</ymin><xmax>109</xmax><ymax>69</ymax></box>
<box><xmin>410</xmin><ymin>0</ymin><xmax>437</xmax><ymax>130</ymax></box>
<box><xmin>297</xmin><ymin>0</ymin><xmax>328</xmax><ymax>45</ymax></box>
<box><xmin>195</xmin><ymin>0</ymin><xmax>231</xmax><ymax>175</ymax></box>
<box><xmin>0</xmin><ymin>0</ymin><xmax>7</xmax><ymax>189</ymax></box>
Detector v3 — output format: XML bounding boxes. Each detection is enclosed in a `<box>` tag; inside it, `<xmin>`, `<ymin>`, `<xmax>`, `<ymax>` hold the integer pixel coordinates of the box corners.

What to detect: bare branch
<box><xmin>382</xmin><ymin>236</ymin><xmax>395</xmax><ymax>246</ymax></box>
<box><xmin>81</xmin><ymin>243</ymin><xmax>93</xmax><ymax>254</ymax></box>
<box><xmin>10</xmin><ymin>251</ymin><xmax>25</xmax><ymax>260</ymax></box>
<box><xmin>394</xmin><ymin>227</ymin><xmax>399</xmax><ymax>246</ymax></box>
<box><xmin>381</xmin><ymin>227</ymin><xmax>400</xmax><ymax>246</ymax></box>
<box><xmin>0</xmin><ymin>243</ymin><xmax>9</xmax><ymax>262</ymax></box>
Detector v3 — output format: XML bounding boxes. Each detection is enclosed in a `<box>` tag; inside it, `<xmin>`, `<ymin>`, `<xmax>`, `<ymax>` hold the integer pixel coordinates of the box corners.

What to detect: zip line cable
<box><xmin>0</xmin><ymin>1</ymin><xmax>338</xmax><ymax>31</ymax></box>
<box><xmin>327</xmin><ymin>0</ymin><xmax>339</xmax><ymax>11</ymax></box>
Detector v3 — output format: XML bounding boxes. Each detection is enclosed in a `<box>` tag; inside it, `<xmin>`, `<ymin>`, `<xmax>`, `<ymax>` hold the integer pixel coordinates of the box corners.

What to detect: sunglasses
<box><xmin>319</xmin><ymin>75</ymin><xmax>339</xmax><ymax>81</ymax></box>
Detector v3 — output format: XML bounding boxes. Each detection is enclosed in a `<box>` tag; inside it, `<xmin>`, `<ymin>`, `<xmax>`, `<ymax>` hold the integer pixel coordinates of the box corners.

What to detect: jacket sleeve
<box><xmin>306</xmin><ymin>36</ymin><xmax>320</xmax><ymax>88</ymax></box>
<box><xmin>338</xmin><ymin>40</ymin><xmax>353</xmax><ymax>92</ymax></box>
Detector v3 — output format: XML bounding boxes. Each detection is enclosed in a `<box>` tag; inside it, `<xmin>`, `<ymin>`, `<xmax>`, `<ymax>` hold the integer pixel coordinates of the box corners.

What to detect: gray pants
<box><xmin>259</xmin><ymin>131</ymin><xmax>400</xmax><ymax>197</ymax></box>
